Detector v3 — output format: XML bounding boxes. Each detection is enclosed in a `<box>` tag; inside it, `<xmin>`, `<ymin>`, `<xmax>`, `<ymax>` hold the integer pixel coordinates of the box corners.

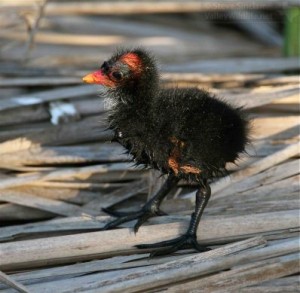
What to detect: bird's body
<box><xmin>109</xmin><ymin>87</ymin><xmax>247</xmax><ymax>181</ymax></box>
<box><xmin>83</xmin><ymin>48</ymin><xmax>249</xmax><ymax>256</ymax></box>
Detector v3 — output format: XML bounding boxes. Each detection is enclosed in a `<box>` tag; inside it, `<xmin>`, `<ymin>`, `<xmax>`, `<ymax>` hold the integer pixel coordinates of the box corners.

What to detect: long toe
<box><xmin>136</xmin><ymin>236</ymin><xmax>183</xmax><ymax>249</ymax></box>
<box><xmin>102</xmin><ymin>212</ymin><xmax>141</xmax><ymax>230</ymax></box>
<box><xmin>136</xmin><ymin>234</ymin><xmax>211</xmax><ymax>256</ymax></box>
<box><xmin>102</xmin><ymin>207</ymin><xmax>163</xmax><ymax>231</ymax></box>
<box><xmin>102</xmin><ymin>207</ymin><xmax>135</xmax><ymax>217</ymax></box>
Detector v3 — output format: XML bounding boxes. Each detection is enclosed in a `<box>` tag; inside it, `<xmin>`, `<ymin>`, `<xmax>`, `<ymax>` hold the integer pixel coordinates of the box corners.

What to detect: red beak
<box><xmin>82</xmin><ymin>70</ymin><xmax>115</xmax><ymax>87</ymax></box>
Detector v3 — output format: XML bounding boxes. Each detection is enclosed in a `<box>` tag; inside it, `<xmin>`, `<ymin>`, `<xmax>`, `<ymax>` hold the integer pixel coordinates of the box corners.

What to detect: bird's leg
<box><xmin>136</xmin><ymin>180</ymin><xmax>211</xmax><ymax>256</ymax></box>
<box><xmin>102</xmin><ymin>174</ymin><xmax>179</xmax><ymax>233</ymax></box>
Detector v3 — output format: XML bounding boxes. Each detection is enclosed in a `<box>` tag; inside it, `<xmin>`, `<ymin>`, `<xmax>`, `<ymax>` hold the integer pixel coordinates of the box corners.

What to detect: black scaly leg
<box><xmin>102</xmin><ymin>174</ymin><xmax>179</xmax><ymax>233</ymax></box>
<box><xmin>136</xmin><ymin>179</ymin><xmax>211</xmax><ymax>256</ymax></box>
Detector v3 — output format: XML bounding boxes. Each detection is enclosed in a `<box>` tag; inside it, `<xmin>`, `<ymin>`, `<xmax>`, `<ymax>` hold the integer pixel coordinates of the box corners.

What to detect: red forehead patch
<box><xmin>120</xmin><ymin>53</ymin><xmax>142</xmax><ymax>71</ymax></box>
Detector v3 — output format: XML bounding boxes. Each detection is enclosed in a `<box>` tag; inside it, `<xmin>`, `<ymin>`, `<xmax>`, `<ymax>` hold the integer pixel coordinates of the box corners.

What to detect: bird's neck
<box><xmin>109</xmin><ymin>91</ymin><xmax>151</xmax><ymax>120</ymax></box>
<box><xmin>106</xmin><ymin>88</ymin><xmax>153</xmax><ymax>134</ymax></box>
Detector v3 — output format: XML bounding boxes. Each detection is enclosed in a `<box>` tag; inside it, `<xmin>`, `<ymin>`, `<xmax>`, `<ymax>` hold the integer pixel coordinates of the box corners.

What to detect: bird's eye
<box><xmin>111</xmin><ymin>71</ymin><xmax>123</xmax><ymax>81</ymax></box>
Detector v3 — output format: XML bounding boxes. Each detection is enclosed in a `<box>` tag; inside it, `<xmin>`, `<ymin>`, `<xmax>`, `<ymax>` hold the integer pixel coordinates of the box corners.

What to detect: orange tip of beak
<box><xmin>82</xmin><ymin>73</ymin><xmax>96</xmax><ymax>84</ymax></box>
<box><xmin>82</xmin><ymin>70</ymin><xmax>115</xmax><ymax>87</ymax></box>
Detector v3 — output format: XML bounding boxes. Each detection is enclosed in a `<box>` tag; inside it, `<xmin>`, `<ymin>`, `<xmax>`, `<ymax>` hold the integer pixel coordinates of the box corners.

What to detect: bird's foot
<box><xmin>136</xmin><ymin>233</ymin><xmax>211</xmax><ymax>257</ymax></box>
<box><xmin>102</xmin><ymin>204</ymin><xmax>167</xmax><ymax>233</ymax></box>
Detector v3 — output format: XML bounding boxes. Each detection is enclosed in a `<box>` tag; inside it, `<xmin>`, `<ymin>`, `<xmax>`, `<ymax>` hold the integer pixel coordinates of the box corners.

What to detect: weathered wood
<box><xmin>234</xmin><ymin>286</ymin><xmax>299</xmax><ymax>293</ymax></box>
<box><xmin>0</xmin><ymin>190</ymin><xmax>96</xmax><ymax>217</ymax></box>
<box><xmin>25</xmin><ymin>181</ymin><xmax>125</xmax><ymax>190</ymax></box>
<box><xmin>83</xmin><ymin>179</ymin><xmax>148</xmax><ymax>212</ymax></box>
<box><xmin>0</xmin><ymin>237</ymin><xmax>267</xmax><ymax>292</ymax></box>
<box><xmin>0</xmin><ymin>210</ymin><xmax>298</xmax><ymax>270</ymax></box>
<box><xmin>255</xmin><ymin>275</ymin><xmax>300</xmax><ymax>287</ymax></box>
<box><xmin>49</xmin><ymin>239</ymin><xmax>299</xmax><ymax>293</ymax></box>
<box><xmin>9</xmin><ymin>186</ymin><xmax>98</xmax><ymax>205</ymax></box>
<box><xmin>250</xmin><ymin>115</ymin><xmax>300</xmax><ymax>140</ymax></box>
<box><xmin>0</xmin><ymin>203</ymin><xmax>54</xmax><ymax>222</ymax></box>
<box><xmin>233</xmin><ymin>175</ymin><xmax>300</xmax><ymax>198</ymax></box>
<box><xmin>42</xmin><ymin>1</ymin><xmax>300</xmax><ymax>15</ymax></box>
<box><xmin>0</xmin><ymin>143</ymin><xmax>128</xmax><ymax>166</ymax></box>
<box><xmin>0</xmin><ymin>77</ymin><xmax>80</xmax><ymax>87</ymax></box>
<box><xmin>165</xmin><ymin>57</ymin><xmax>300</xmax><ymax>73</ymax></box>
<box><xmin>0</xmin><ymin>255</ymin><xmax>149</xmax><ymax>290</ymax></box>
<box><xmin>0</xmin><ymin>162</ymin><xmax>143</xmax><ymax>190</ymax></box>
<box><xmin>0</xmin><ymin>116</ymin><xmax>112</xmax><ymax>152</ymax></box>
<box><xmin>209</xmin><ymin>199</ymin><xmax>300</xmax><ymax>216</ymax></box>
<box><xmin>166</xmin><ymin>253</ymin><xmax>300</xmax><ymax>293</ymax></box>
<box><xmin>212</xmin><ymin>159</ymin><xmax>300</xmax><ymax>198</ymax></box>
<box><xmin>210</xmin><ymin>175</ymin><xmax>300</xmax><ymax>209</ymax></box>
<box><xmin>0</xmin><ymin>215</ymin><xmax>108</xmax><ymax>242</ymax></box>
<box><xmin>0</xmin><ymin>85</ymin><xmax>98</xmax><ymax>112</ymax></box>
<box><xmin>220</xmin><ymin>85</ymin><xmax>300</xmax><ymax>109</ymax></box>
<box><xmin>210</xmin><ymin>142</ymin><xmax>300</xmax><ymax>200</ymax></box>
<box><xmin>227</xmin><ymin>10</ymin><xmax>282</xmax><ymax>46</ymax></box>
<box><xmin>0</xmin><ymin>271</ymin><xmax>29</xmax><ymax>293</ymax></box>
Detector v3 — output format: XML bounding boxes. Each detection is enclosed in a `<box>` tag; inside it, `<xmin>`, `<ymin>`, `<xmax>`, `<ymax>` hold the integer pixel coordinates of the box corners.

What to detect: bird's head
<box><xmin>83</xmin><ymin>48</ymin><xmax>159</xmax><ymax>100</ymax></box>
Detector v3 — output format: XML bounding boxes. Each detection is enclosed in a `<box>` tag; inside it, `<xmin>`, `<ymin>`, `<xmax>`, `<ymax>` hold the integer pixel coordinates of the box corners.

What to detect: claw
<box><xmin>156</xmin><ymin>209</ymin><xmax>168</xmax><ymax>216</ymax></box>
<box><xmin>133</xmin><ymin>212</ymin><xmax>154</xmax><ymax>233</ymax></box>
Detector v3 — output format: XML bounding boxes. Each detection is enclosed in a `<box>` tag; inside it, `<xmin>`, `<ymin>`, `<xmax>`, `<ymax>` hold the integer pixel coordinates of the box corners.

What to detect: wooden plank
<box><xmin>209</xmin><ymin>142</ymin><xmax>300</xmax><ymax>200</ymax></box>
<box><xmin>0</xmin><ymin>237</ymin><xmax>267</xmax><ymax>292</ymax></box>
<box><xmin>220</xmin><ymin>85</ymin><xmax>300</xmax><ymax>109</ymax></box>
<box><xmin>0</xmin><ymin>97</ymin><xmax>105</xmax><ymax>127</ymax></box>
<box><xmin>163</xmin><ymin>73</ymin><xmax>300</xmax><ymax>88</ymax></box>
<box><xmin>0</xmin><ymin>203</ymin><xmax>54</xmax><ymax>222</ymax></box>
<box><xmin>236</xmin><ymin>286</ymin><xmax>299</xmax><ymax>293</ymax></box>
<box><xmin>0</xmin><ymin>190</ymin><xmax>96</xmax><ymax>217</ymax></box>
<box><xmin>253</xmin><ymin>275</ymin><xmax>300</xmax><ymax>287</ymax></box>
<box><xmin>0</xmin><ymin>144</ymin><xmax>128</xmax><ymax>166</ymax></box>
<box><xmin>245</xmin><ymin>115</ymin><xmax>300</xmax><ymax>140</ymax></box>
<box><xmin>0</xmin><ymin>85</ymin><xmax>98</xmax><ymax>112</ymax></box>
<box><xmin>166</xmin><ymin>253</ymin><xmax>300</xmax><ymax>293</ymax></box>
<box><xmin>0</xmin><ymin>255</ymin><xmax>149</xmax><ymax>290</ymax></box>
<box><xmin>25</xmin><ymin>181</ymin><xmax>124</xmax><ymax>190</ymax></box>
<box><xmin>165</xmin><ymin>57</ymin><xmax>300</xmax><ymax>73</ymax></box>
<box><xmin>42</xmin><ymin>1</ymin><xmax>300</xmax><ymax>15</ymax></box>
<box><xmin>210</xmin><ymin>175</ymin><xmax>300</xmax><ymax>208</ymax></box>
<box><xmin>0</xmin><ymin>117</ymin><xmax>112</xmax><ymax>154</ymax></box>
<box><xmin>233</xmin><ymin>175</ymin><xmax>300</xmax><ymax>198</ymax></box>
<box><xmin>227</xmin><ymin>10</ymin><xmax>282</xmax><ymax>47</ymax></box>
<box><xmin>212</xmin><ymin>159</ymin><xmax>300</xmax><ymax>198</ymax></box>
<box><xmin>0</xmin><ymin>162</ymin><xmax>142</xmax><ymax>190</ymax></box>
<box><xmin>0</xmin><ymin>210</ymin><xmax>298</xmax><ymax>270</ymax></box>
<box><xmin>206</xmin><ymin>199</ymin><xmax>300</xmax><ymax>217</ymax></box>
<box><xmin>9</xmin><ymin>186</ymin><xmax>98</xmax><ymax>205</ymax></box>
<box><xmin>83</xmin><ymin>179</ymin><xmax>148</xmax><ymax>212</ymax></box>
<box><xmin>0</xmin><ymin>77</ymin><xmax>80</xmax><ymax>87</ymax></box>
<box><xmin>0</xmin><ymin>215</ymin><xmax>108</xmax><ymax>242</ymax></box>
<box><xmin>0</xmin><ymin>271</ymin><xmax>29</xmax><ymax>293</ymax></box>
<box><xmin>42</xmin><ymin>239</ymin><xmax>298</xmax><ymax>293</ymax></box>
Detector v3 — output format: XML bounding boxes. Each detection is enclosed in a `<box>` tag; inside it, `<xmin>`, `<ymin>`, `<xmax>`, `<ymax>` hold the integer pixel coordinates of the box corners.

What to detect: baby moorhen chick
<box><xmin>83</xmin><ymin>48</ymin><xmax>249</xmax><ymax>256</ymax></box>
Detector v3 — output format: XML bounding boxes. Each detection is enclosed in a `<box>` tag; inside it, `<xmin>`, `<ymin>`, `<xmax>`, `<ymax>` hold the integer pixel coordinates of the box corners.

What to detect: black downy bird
<box><xmin>83</xmin><ymin>48</ymin><xmax>249</xmax><ymax>256</ymax></box>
